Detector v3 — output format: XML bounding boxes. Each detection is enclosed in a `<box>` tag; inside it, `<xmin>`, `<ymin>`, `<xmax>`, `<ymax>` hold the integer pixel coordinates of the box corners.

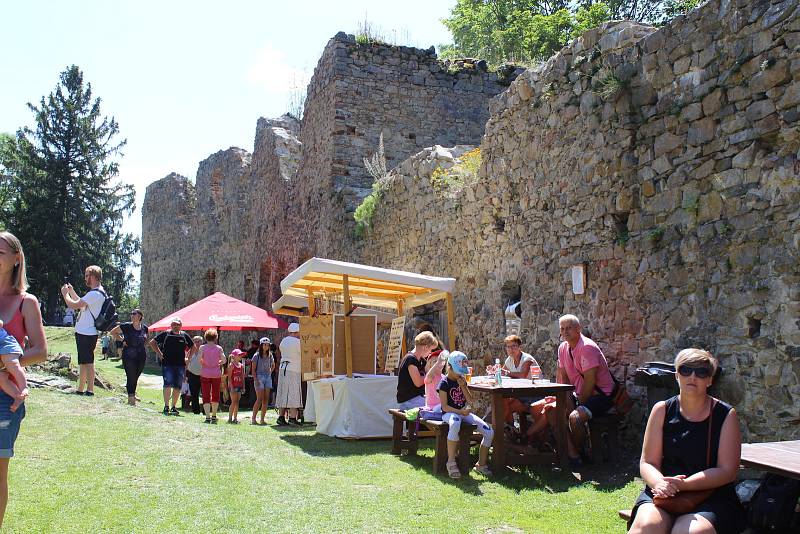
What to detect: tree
<box><xmin>441</xmin><ymin>0</ymin><xmax>702</xmax><ymax>65</ymax></box>
<box><xmin>3</xmin><ymin>65</ymin><xmax>138</xmax><ymax>318</ymax></box>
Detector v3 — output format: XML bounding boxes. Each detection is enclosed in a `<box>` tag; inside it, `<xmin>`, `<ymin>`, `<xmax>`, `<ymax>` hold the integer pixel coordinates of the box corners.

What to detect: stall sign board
<box><xmin>333</xmin><ymin>315</ymin><xmax>377</xmax><ymax>375</ymax></box>
<box><xmin>385</xmin><ymin>316</ymin><xmax>405</xmax><ymax>372</ymax></box>
<box><xmin>299</xmin><ymin>315</ymin><xmax>334</xmax><ymax>381</ymax></box>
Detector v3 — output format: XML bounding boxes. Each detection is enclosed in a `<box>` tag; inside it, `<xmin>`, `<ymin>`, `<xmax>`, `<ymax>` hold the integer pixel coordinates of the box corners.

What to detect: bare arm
<box><xmin>147</xmin><ymin>338</ymin><xmax>164</xmax><ymax>361</ymax></box>
<box><xmin>556</xmin><ymin>365</ymin><xmax>568</xmax><ymax>385</ymax></box>
<box><xmin>408</xmin><ymin>364</ymin><xmax>425</xmax><ymax>388</ymax></box>
<box><xmin>673</xmin><ymin>408</ymin><xmax>742</xmax><ymax>492</ymax></box>
<box><xmin>505</xmin><ymin>359</ymin><xmax>532</xmax><ymax>379</ymax></box>
<box><xmin>60</xmin><ymin>285</ymin><xmax>86</xmax><ymax>310</ymax></box>
<box><xmin>577</xmin><ymin>367</ymin><xmax>597</xmax><ymax>404</ymax></box>
<box><xmin>109</xmin><ymin>325</ymin><xmax>123</xmax><ymax>344</ymax></box>
<box><xmin>2</xmin><ymin>357</ymin><xmax>27</xmax><ymax>393</ymax></box>
<box><xmin>19</xmin><ymin>294</ymin><xmax>47</xmax><ymax>366</ymax></box>
<box><xmin>424</xmin><ymin>359</ymin><xmax>444</xmax><ymax>384</ymax></box>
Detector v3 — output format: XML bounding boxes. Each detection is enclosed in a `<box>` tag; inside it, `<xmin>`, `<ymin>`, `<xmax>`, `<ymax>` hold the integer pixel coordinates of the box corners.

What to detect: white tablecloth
<box><xmin>305</xmin><ymin>374</ymin><xmax>398</xmax><ymax>438</ymax></box>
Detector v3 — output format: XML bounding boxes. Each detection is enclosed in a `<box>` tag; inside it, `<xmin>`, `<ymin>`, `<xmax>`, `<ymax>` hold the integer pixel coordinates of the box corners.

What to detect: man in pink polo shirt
<box><xmin>556</xmin><ymin>314</ymin><xmax>615</xmax><ymax>467</ymax></box>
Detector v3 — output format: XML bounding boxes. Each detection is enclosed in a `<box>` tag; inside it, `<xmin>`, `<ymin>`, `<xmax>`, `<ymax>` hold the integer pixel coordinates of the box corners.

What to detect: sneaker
<box><xmin>211</xmin><ymin>416</ymin><xmax>218</xmax><ymax>424</ymax></box>
<box><xmin>276</xmin><ymin>416</ymin><xmax>288</xmax><ymax>426</ymax></box>
<box><xmin>84</xmin><ymin>391</ymin><xmax>94</xmax><ymax>397</ymax></box>
<box><xmin>287</xmin><ymin>418</ymin><xmax>300</xmax><ymax>426</ymax></box>
<box><xmin>204</xmin><ymin>417</ymin><xmax>211</xmax><ymax>424</ymax></box>
<box><xmin>74</xmin><ymin>390</ymin><xmax>85</xmax><ymax>395</ymax></box>
<box><xmin>170</xmin><ymin>407</ymin><xmax>180</xmax><ymax>416</ymax></box>
<box><xmin>297</xmin><ymin>416</ymin><xmax>305</xmax><ymax>425</ymax></box>
<box><xmin>474</xmin><ymin>464</ymin><xmax>493</xmax><ymax>476</ymax></box>
<box><xmin>163</xmin><ymin>406</ymin><xmax>170</xmax><ymax>416</ymax></box>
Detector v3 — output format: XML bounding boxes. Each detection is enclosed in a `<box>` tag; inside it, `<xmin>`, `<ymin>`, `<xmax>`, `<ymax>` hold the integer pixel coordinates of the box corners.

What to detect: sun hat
<box><xmin>447</xmin><ymin>351</ymin><xmax>469</xmax><ymax>376</ymax></box>
<box><xmin>230</xmin><ymin>349</ymin><xmax>245</xmax><ymax>357</ymax></box>
<box><xmin>259</xmin><ymin>336</ymin><xmax>270</xmax><ymax>345</ymax></box>
<box><xmin>288</xmin><ymin>323</ymin><xmax>300</xmax><ymax>333</ymax></box>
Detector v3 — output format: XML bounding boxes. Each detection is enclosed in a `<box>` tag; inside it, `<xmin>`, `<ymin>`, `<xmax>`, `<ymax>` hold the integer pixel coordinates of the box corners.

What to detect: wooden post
<box><xmin>343</xmin><ymin>275</ymin><xmax>353</xmax><ymax>377</ymax></box>
<box><xmin>306</xmin><ymin>286</ymin><xmax>315</xmax><ymax>317</ymax></box>
<box><xmin>397</xmin><ymin>300</ymin><xmax>406</xmax><ymax>357</ymax></box>
<box><xmin>445</xmin><ymin>292</ymin><xmax>457</xmax><ymax>351</ymax></box>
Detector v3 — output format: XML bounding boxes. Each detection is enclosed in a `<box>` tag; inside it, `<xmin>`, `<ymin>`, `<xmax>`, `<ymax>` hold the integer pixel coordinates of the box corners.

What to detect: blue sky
<box><xmin>1</xmin><ymin>0</ymin><xmax>457</xmax><ymax>246</ymax></box>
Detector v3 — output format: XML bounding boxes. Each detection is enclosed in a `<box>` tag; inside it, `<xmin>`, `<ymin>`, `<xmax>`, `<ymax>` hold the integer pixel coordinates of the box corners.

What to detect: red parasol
<box><xmin>149</xmin><ymin>292</ymin><xmax>288</xmax><ymax>332</ymax></box>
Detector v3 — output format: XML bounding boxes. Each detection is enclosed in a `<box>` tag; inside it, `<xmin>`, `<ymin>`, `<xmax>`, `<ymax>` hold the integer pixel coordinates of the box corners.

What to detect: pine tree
<box><xmin>6</xmin><ymin>65</ymin><xmax>138</xmax><ymax>318</ymax></box>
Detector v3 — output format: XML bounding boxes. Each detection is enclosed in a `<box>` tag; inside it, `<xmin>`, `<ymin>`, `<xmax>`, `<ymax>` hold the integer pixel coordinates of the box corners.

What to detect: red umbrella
<box><xmin>149</xmin><ymin>292</ymin><xmax>289</xmax><ymax>332</ymax></box>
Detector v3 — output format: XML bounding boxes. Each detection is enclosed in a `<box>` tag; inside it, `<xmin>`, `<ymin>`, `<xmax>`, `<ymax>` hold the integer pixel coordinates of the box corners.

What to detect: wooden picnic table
<box><xmin>741</xmin><ymin>440</ymin><xmax>800</xmax><ymax>480</ymax></box>
<box><xmin>467</xmin><ymin>378</ymin><xmax>574</xmax><ymax>473</ymax></box>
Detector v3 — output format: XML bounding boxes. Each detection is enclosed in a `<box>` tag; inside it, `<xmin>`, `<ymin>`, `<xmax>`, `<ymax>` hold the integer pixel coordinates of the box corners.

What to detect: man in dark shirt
<box><xmin>148</xmin><ymin>317</ymin><xmax>193</xmax><ymax>416</ymax></box>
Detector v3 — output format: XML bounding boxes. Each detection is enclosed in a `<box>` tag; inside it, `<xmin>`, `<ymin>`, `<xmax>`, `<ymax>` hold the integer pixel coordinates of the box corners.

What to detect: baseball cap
<box><xmin>230</xmin><ymin>349</ymin><xmax>245</xmax><ymax>357</ymax></box>
<box><xmin>259</xmin><ymin>337</ymin><xmax>270</xmax><ymax>345</ymax></box>
<box><xmin>447</xmin><ymin>351</ymin><xmax>469</xmax><ymax>376</ymax></box>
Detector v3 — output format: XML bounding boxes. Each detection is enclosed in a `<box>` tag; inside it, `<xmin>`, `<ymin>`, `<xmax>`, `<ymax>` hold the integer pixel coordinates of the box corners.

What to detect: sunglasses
<box><xmin>677</xmin><ymin>365</ymin><xmax>712</xmax><ymax>379</ymax></box>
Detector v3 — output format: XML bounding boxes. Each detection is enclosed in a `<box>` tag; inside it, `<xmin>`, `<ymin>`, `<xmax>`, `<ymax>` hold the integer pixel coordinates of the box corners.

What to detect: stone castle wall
<box><xmin>360</xmin><ymin>0</ymin><xmax>800</xmax><ymax>440</ymax></box>
<box><xmin>142</xmin><ymin>0</ymin><xmax>800</xmax><ymax>440</ymax></box>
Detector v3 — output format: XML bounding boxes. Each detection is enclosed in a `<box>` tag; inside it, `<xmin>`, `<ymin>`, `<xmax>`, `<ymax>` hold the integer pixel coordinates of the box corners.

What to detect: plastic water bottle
<box><xmin>495</xmin><ymin>358</ymin><xmax>502</xmax><ymax>386</ymax></box>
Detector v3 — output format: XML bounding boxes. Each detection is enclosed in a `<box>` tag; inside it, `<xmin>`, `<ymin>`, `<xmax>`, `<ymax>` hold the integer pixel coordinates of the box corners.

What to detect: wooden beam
<box><xmin>290</xmin><ymin>280</ymin><xmax>411</xmax><ymax>299</ymax></box>
<box><xmin>446</xmin><ymin>292</ymin><xmax>457</xmax><ymax>351</ymax></box>
<box><xmin>299</xmin><ymin>274</ymin><xmax>431</xmax><ymax>295</ymax></box>
<box><xmin>306</xmin><ymin>286</ymin><xmax>315</xmax><ymax>317</ymax></box>
<box><xmin>343</xmin><ymin>274</ymin><xmax>353</xmax><ymax>378</ymax></box>
<box><xmin>397</xmin><ymin>300</ymin><xmax>406</xmax><ymax>357</ymax></box>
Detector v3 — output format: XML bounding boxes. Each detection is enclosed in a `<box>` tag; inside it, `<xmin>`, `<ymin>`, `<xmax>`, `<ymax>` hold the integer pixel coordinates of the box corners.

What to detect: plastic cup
<box><xmin>466</xmin><ymin>367</ymin><xmax>473</xmax><ymax>383</ymax></box>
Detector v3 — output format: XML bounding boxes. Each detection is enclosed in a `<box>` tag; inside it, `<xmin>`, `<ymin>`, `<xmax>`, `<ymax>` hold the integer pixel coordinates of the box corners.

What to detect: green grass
<box><xmin>6</xmin><ymin>329</ymin><xmax>643</xmax><ymax>532</ymax></box>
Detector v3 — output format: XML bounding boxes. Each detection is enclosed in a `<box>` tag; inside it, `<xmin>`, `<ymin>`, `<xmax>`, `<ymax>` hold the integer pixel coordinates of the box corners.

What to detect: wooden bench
<box><xmin>420</xmin><ymin>418</ymin><xmax>480</xmax><ymax>474</ymax></box>
<box><xmin>589</xmin><ymin>413</ymin><xmax>621</xmax><ymax>463</ymax></box>
<box><xmin>389</xmin><ymin>409</ymin><xmax>420</xmax><ymax>456</ymax></box>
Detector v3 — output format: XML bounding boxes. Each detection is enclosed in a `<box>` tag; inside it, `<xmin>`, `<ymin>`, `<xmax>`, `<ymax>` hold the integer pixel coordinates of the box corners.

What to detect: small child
<box><xmin>438</xmin><ymin>351</ymin><xmax>493</xmax><ymax>479</ymax></box>
<box><xmin>227</xmin><ymin>349</ymin><xmax>245</xmax><ymax>424</ymax></box>
<box><xmin>424</xmin><ymin>349</ymin><xmax>447</xmax><ymax>409</ymax></box>
<box><xmin>0</xmin><ymin>320</ymin><xmax>28</xmax><ymax>412</ymax></box>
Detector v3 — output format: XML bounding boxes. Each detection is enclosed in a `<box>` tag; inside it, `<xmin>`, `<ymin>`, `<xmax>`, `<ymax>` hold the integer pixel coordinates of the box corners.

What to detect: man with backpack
<box><xmin>61</xmin><ymin>265</ymin><xmax>109</xmax><ymax>396</ymax></box>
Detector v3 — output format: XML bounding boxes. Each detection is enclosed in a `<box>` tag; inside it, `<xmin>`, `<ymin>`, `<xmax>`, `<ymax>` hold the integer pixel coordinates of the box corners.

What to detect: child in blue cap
<box><xmin>438</xmin><ymin>351</ymin><xmax>494</xmax><ymax>478</ymax></box>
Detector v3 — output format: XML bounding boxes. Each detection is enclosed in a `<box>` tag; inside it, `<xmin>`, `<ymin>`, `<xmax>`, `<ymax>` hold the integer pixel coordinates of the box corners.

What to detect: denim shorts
<box><xmin>254</xmin><ymin>374</ymin><xmax>272</xmax><ymax>391</ymax></box>
<box><xmin>0</xmin><ymin>391</ymin><xmax>25</xmax><ymax>458</ymax></box>
<box><xmin>162</xmin><ymin>365</ymin><xmax>185</xmax><ymax>389</ymax></box>
<box><xmin>230</xmin><ymin>386</ymin><xmax>244</xmax><ymax>394</ymax></box>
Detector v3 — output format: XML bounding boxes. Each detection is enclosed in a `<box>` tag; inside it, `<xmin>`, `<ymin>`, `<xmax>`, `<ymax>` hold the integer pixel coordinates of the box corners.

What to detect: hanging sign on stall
<box><xmin>385</xmin><ymin>316</ymin><xmax>405</xmax><ymax>372</ymax></box>
<box><xmin>300</xmin><ymin>315</ymin><xmax>334</xmax><ymax>380</ymax></box>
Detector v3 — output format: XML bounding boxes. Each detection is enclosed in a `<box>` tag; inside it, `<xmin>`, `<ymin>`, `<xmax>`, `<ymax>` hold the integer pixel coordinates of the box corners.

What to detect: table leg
<box><xmin>491</xmin><ymin>391</ymin><xmax>506</xmax><ymax>473</ymax></box>
<box><xmin>554</xmin><ymin>391</ymin><xmax>569</xmax><ymax>469</ymax></box>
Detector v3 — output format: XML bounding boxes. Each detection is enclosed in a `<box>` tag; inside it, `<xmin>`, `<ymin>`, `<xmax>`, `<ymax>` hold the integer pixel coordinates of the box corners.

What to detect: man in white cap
<box><xmin>276</xmin><ymin>322</ymin><xmax>302</xmax><ymax>426</ymax></box>
<box><xmin>148</xmin><ymin>317</ymin><xmax>193</xmax><ymax>416</ymax></box>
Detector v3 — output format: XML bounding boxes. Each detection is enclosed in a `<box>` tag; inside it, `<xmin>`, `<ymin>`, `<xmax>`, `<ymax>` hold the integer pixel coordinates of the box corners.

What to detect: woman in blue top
<box><xmin>110</xmin><ymin>309</ymin><xmax>150</xmax><ymax>406</ymax></box>
<box><xmin>628</xmin><ymin>348</ymin><xmax>744</xmax><ymax>534</ymax></box>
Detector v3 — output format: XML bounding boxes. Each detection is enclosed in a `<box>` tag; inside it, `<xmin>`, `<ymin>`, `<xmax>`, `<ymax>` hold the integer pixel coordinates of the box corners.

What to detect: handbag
<box><xmin>652</xmin><ymin>399</ymin><xmax>717</xmax><ymax>514</ymax></box>
<box><xmin>608</xmin><ymin>379</ymin><xmax>634</xmax><ymax>415</ymax></box>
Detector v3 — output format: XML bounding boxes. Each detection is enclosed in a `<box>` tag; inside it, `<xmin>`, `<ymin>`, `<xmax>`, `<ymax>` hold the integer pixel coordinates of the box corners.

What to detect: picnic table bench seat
<box><xmin>389</xmin><ymin>409</ymin><xmax>481</xmax><ymax>474</ymax></box>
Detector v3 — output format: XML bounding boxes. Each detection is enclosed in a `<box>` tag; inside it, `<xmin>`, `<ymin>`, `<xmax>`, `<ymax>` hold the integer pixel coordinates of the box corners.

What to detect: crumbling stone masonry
<box><xmin>143</xmin><ymin>0</ymin><xmax>800</xmax><ymax>441</ymax></box>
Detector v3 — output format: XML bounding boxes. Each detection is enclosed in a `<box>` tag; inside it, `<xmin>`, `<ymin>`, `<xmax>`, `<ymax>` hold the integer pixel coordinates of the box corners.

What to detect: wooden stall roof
<box><xmin>272</xmin><ymin>257</ymin><xmax>456</xmax><ymax>315</ymax></box>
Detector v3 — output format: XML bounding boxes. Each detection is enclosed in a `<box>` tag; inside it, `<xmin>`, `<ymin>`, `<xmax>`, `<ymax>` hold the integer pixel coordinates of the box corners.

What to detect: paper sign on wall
<box><xmin>385</xmin><ymin>316</ymin><xmax>405</xmax><ymax>371</ymax></box>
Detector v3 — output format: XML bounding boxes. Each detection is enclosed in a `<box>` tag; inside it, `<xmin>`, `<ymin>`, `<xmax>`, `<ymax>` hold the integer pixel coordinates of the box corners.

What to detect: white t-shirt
<box><xmin>75</xmin><ymin>287</ymin><xmax>106</xmax><ymax>336</ymax></box>
<box><xmin>504</xmin><ymin>352</ymin><xmax>538</xmax><ymax>374</ymax></box>
<box><xmin>278</xmin><ymin>335</ymin><xmax>301</xmax><ymax>373</ymax></box>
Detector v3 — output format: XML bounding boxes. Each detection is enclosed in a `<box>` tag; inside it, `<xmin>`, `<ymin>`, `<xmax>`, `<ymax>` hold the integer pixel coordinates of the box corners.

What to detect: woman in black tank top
<box><xmin>629</xmin><ymin>349</ymin><xmax>744</xmax><ymax>534</ymax></box>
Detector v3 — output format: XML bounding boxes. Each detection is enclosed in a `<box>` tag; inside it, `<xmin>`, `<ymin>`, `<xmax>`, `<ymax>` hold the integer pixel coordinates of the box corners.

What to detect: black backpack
<box><xmin>748</xmin><ymin>473</ymin><xmax>800</xmax><ymax>532</ymax></box>
<box><xmin>88</xmin><ymin>288</ymin><xmax>118</xmax><ymax>332</ymax></box>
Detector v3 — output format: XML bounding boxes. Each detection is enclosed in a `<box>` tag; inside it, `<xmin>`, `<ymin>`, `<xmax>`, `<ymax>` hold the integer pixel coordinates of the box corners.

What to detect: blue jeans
<box><xmin>0</xmin><ymin>391</ymin><xmax>25</xmax><ymax>457</ymax></box>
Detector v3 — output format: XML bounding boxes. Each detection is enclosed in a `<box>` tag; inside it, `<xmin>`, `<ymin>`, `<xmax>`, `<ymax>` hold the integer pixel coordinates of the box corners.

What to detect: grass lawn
<box><xmin>6</xmin><ymin>328</ymin><xmax>642</xmax><ymax>533</ymax></box>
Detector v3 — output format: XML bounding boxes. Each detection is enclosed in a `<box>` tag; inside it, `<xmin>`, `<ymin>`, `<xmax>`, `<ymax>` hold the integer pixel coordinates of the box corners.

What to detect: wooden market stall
<box><xmin>271</xmin><ymin>258</ymin><xmax>457</xmax><ymax>438</ymax></box>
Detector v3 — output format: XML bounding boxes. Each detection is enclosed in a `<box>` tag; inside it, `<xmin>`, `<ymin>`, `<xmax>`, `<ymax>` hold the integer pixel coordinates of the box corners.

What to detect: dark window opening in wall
<box><xmin>501</xmin><ymin>281</ymin><xmax>522</xmax><ymax>336</ymax></box>
<box><xmin>203</xmin><ymin>269</ymin><xmax>216</xmax><ymax>296</ymax></box>
<box><xmin>494</xmin><ymin>215</ymin><xmax>506</xmax><ymax>233</ymax></box>
<box><xmin>408</xmin><ymin>132</ymin><xmax>416</xmax><ymax>141</ymax></box>
<box><xmin>172</xmin><ymin>283</ymin><xmax>180</xmax><ymax>307</ymax></box>
<box><xmin>244</xmin><ymin>274</ymin><xmax>254</xmax><ymax>303</ymax></box>
<box><xmin>613</xmin><ymin>212</ymin><xmax>630</xmax><ymax>245</ymax></box>
<box><xmin>747</xmin><ymin>317</ymin><xmax>761</xmax><ymax>338</ymax></box>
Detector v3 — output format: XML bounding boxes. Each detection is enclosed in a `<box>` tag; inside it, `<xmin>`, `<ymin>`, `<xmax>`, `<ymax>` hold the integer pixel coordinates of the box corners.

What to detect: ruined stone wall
<box><xmin>361</xmin><ymin>1</ymin><xmax>800</xmax><ymax>441</ymax></box>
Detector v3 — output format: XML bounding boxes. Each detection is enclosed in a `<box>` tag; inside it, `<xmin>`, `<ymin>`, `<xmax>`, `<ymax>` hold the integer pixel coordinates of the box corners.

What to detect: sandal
<box><xmin>446</xmin><ymin>461</ymin><xmax>461</xmax><ymax>479</ymax></box>
<box><xmin>474</xmin><ymin>464</ymin><xmax>493</xmax><ymax>476</ymax></box>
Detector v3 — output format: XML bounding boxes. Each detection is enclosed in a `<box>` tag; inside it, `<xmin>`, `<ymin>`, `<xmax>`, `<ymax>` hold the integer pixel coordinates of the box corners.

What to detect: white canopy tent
<box><xmin>272</xmin><ymin>258</ymin><xmax>458</xmax><ymax>377</ymax></box>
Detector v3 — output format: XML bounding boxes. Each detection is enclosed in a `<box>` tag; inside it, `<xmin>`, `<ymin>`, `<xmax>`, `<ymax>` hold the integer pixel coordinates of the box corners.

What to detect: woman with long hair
<box><xmin>250</xmin><ymin>337</ymin><xmax>274</xmax><ymax>425</ymax></box>
<box><xmin>0</xmin><ymin>231</ymin><xmax>48</xmax><ymax>527</ymax></box>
